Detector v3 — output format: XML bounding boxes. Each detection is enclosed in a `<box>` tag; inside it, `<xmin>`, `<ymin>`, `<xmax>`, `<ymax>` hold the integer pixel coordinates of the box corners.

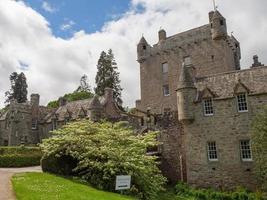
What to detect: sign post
<box><xmin>115</xmin><ymin>175</ymin><xmax>131</xmax><ymax>194</ymax></box>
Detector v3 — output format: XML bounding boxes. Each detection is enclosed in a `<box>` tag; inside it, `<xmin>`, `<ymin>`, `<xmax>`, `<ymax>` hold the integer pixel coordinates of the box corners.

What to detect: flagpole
<box><xmin>213</xmin><ymin>0</ymin><xmax>216</xmax><ymax>11</ymax></box>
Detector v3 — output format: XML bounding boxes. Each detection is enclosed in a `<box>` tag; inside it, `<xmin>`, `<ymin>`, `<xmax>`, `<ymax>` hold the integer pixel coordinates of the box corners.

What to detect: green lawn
<box><xmin>12</xmin><ymin>172</ymin><xmax>136</xmax><ymax>200</ymax></box>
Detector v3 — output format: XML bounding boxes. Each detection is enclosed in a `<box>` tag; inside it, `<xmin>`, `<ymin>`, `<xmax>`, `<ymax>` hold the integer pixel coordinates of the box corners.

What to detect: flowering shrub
<box><xmin>40</xmin><ymin>120</ymin><xmax>167</xmax><ymax>200</ymax></box>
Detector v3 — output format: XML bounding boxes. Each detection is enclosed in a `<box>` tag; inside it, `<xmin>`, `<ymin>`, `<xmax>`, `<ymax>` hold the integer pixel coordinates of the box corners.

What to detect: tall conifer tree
<box><xmin>5</xmin><ymin>72</ymin><xmax>28</xmax><ymax>103</ymax></box>
<box><xmin>95</xmin><ymin>49</ymin><xmax>122</xmax><ymax>105</ymax></box>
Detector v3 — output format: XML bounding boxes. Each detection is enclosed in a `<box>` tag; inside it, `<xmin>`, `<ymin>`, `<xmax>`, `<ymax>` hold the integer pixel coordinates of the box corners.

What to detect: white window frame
<box><xmin>203</xmin><ymin>98</ymin><xmax>214</xmax><ymax>116</ymax></box>
<box><xmin>236</xmin><ymin>93</ymin><xmax>248</xmax><ymax>112</ymax></box>
<box><xmin>240</xmin><ymin>140</ymin><xmax>253</xmax><ymax>162</ymax></box>
<box><xmin>163</xmin><ymin>85</ymin><xmax>170</xmax><ymax>97</ymax></box>
<box><xmin>31</xmin><ymin>119</ymin><xmax>38</xmax><ymax>130</ymax></box>
<box><xmin>207</xmin><ymin>141</ymin><xmax>218</xmax><ymax>161</ymax></box>
<box><xmin>162</xmin><ymin>63</ymin><xmax>168</xmax><ymax>74</ymax></box>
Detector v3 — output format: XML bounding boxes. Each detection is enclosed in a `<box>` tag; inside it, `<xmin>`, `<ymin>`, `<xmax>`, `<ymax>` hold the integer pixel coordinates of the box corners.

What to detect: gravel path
<box><xmin>0</xmin><ymin>166</ymin><xmax>42</xmax><ymax>200</ymax></box>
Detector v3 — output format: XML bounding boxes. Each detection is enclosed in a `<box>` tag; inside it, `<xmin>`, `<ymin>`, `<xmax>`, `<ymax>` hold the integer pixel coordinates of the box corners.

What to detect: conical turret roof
<box><xmin>139</xmin><ymin>36</ymin><xmax>148</xmax><ymax>44</ymax></box>
<box><xmin>177</xmin><ymin>63</ymin><xmax>196</xmax><ymax>90</ymax></box>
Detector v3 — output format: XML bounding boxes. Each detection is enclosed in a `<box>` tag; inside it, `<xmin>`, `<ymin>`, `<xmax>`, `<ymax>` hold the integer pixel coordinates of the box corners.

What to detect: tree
<box><xmin>40</xmin><ymin>120</ymin><xmax>166</xmax><ymax>200</ymax></box>
<box><xmin>47</xmin><ymin>75</ymin><xmax>94</xmax><ymax>108</ymax></box>
<box><xmin>251</xmin><ymin>106</ymin><xmax>267</xmax><ymax>191</ymax></box>
<box><xmin>76</xmin><ymin>74</ymin><xmax>91</xmax><ymax>93</ymax></box>
<box><xmin>95</xmin><ymin>49</ymin><xmax>123</xmax><ymax>105</ymax></box>
<box><xmin>5</xmin><ymin>72</ymin><xmax>28</xmax><ymax>103</ymax></box>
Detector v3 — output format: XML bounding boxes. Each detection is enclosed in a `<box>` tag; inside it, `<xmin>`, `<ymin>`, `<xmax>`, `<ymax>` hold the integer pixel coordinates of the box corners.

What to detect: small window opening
<box><xmin>220</xmin><ymin>20</ymin><xmax>224</xmax><ymax>26</ymax></box>
<box><xmin>207</xmin><ymin>141</ymin><xmax>218</xmax><ymax>161</ymax></box>
<box><xmin>162</xmin><ymin>63</ymin><xmax>168</xmax><ymax>73</ymax></box>
<box><xmin>163</xmin><ymin>85</ymin><xmax>170</xmax><ymax>96</ymax></box>
<box><xmin>237</xmin><ymin>93</ymin><xmax>248</xmax><ymax>112</ymax></box>
<box><xmin>240</xmin><ymin>140</ymin><xmax>252</xmax><ymax>161</ymax></box>
<box><xmin>211</xmin><ymin>55</ymin><xmax>215</xmax><ymax>62</ymax></box>
<box><xmin>143</xmin><ymin>45</ymin><xmax>146</xmax><ymax>50</ymax></box>
<box><xmin>203</xmin><ymin>98</ymin><xmax>214</xmax><ymax>116</ymax></box>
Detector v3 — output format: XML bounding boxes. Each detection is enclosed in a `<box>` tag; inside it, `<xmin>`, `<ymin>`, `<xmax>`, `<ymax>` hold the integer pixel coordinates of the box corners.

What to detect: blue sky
<box><xmin>24</xmin><ymin>0</ymin><xmax>131</xmax><ymax>38</ymax></box>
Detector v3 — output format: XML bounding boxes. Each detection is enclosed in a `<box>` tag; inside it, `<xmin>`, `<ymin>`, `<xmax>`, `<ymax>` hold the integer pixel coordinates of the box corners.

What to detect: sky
<box><xmin>0</xmin><ymin>0</ymin><xmax>267</xmax><ymax>108</ymax></box>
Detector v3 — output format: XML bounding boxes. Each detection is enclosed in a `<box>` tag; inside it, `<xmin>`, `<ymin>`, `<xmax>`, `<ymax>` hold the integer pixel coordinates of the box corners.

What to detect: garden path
<box><xmin>0</xmin><ymin>166</ymin><xmax>42</xmax><ymax>200</ymax></box>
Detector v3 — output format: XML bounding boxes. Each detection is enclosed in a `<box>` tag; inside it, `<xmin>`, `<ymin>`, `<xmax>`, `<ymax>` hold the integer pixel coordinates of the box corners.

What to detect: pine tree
<box><xmin>95</xmin><ymin>49</ymin><xmax>123</xmax><ymax>105</ymax></box>
<box><xmin>5</xmin><ymin>72</ymin><xmax>28</xmax><ymax>103</ymax></box>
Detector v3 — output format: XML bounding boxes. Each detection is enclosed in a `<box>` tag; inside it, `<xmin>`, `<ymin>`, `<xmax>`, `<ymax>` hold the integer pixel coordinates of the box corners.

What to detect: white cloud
<box><xmin>0</xmin><ymin>0</ymin><xmax>267</xmax><ymax>109</ymax></box>
<box><xmin>42</xmin><ymin>1</ymin><xmax>56</xmax><ymax>13</ymax></box>
<box><xmin>60</xmin><ymin>20</ymin><xmax>75</xmax><ymax>31</ymax></box>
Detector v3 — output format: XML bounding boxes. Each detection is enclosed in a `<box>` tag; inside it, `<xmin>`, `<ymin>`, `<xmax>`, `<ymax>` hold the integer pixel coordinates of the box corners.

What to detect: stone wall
<box><xmin>184</xmin><ymin>94</ymin><xmax>266</xmax><ymax>190</ymax></box>
<box><xmin>137</xmin><ymin>27</ymin><xmax>239</xmax><ymax>113</ymax></box>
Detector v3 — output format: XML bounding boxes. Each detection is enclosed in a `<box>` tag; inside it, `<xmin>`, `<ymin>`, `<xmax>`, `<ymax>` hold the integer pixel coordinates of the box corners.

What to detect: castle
<box><xmin>0</xmin><ymin>9</ymin><xmax>266</xmax><ymax>191</ymax></box>
<box><xmin>135</xmin><ymin>10</ymin><xmax>267</xmax><ymax>190</ymax></box>
<box><xmin>0</xmin><ymin>88</ymin><xmax>127</xmax><ymax>146</ymax></box>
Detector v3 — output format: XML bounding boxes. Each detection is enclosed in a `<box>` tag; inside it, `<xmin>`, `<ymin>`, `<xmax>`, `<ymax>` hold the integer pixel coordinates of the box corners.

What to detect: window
<box><xmin>52</xmin><ymin>119</ymin><xmax>57</xmax><ymax>131</ymax></box>
<box><xmin>207</xmin><ymin>141</ymin><xmax>218</xmax><ymax>161</ymax></box>
<box><xmin>220</xmin><ymin>20</ymin><xmax>224</xmax><ymax>26</ymax></box>
<box><xmin>143</xmin><ymin>45</ymin><xmax>146</xmax><ymax>50</ymax></box>
<box><xmin>162</xmin><ymin>63</ymin><xmax>168</xmax><ymax>73</ymax></box>
<box><xmin>237</xmin><ymin>93</ymin><xmax>248</xmax><ymax>112</ymax></box>
<box><xmin>203</xmin><ymin>98</ymin><xmax>214</xmax><ymax>116</ymax></box>
<box><xmin>64</xmin><ymin>118</ymin><xmax>70</xmax><ymax>125</ymax></box>
<box><xmin>211</xmin><ymin>55</ymin><xmax>215</xmax><ymax>62</ymax></box>
<box><xmin>32</xmin><ymin>119</ymin><xmax>37</xmax><ymax>130</ymax></box>
<box><xmin>183</xmin><ymin>56</ymin><xmax>192</xmax><ymax>66</ymax></box>
<box><xmin>240</xmin><ymin>140</ymin><xmax>252</xmax><ymax>161</ymax></box>
<box><xmin>163</xmin><ymin>85</ymin><xmax>170</xmax><ymax>96</ymax></box>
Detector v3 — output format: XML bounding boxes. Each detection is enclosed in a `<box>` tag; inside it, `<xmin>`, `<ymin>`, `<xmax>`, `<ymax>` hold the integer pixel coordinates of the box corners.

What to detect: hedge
<box><xmin>0</xmin><ymin>146</ymin><xmax>42</xmax><ymax>167</ymax></box>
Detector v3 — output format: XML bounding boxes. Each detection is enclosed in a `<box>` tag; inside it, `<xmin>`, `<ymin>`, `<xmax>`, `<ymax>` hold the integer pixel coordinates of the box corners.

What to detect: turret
<box><xmin>176</xmin><ymin>61</ymin><xmax>197</xmax><ymax>122</ymax></box>
<box><xmin>158</xmin><ymin>29</ymin><xmax>167</xmax><ymax>42</ymax></box>
<box><xmin>137</xmin><ymin>36</ymin><xmax>150</xmax><ymax>63</ymax></box>
<box><xmin>209</xmin><ymin>10</ymin><xmax>227</xmax><ymax>40</ymax></box>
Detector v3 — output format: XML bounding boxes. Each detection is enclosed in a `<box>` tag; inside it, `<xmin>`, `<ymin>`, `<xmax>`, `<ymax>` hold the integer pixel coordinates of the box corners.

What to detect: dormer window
<box><xmin>203</xmin><ymin>98</ymin><xmax>214</xmax><ymax>116</ymax></box>
<box><xmin>237</xmin><ymin>93</ymin><xmax>248</xmax><ymax>112</ymax></box>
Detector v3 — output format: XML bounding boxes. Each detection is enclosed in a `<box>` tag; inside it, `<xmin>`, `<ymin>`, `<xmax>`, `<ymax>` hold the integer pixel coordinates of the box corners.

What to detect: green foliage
<box><xmin>47</xmin><ymin>91</ymin><xmax>94</xmax><ymax>108</ymax></box>
<box><xmin>12</xmin><ymin>172</ymin><xmax>136</xmax><ymax>200</ymax></box>
<box><xmin>251</xmin><ymin>106</ymin><xmax>267</xmax><ymax>191</ymax></box>
<box><xmin>95</xmin><ymin>49</ymin><xmax>123</xmax><ymax>105</ymax></box>
<box><xmin>174</xmin><ymin>182</ymin><xmax>264</xmax><ymax>200</ymax></box>
<box><xmin>63</xmin><ymin>91</ymin><xmax>94</xmax><ymax>102</ymax></box>
<box><xmin>5</xmin><ymin>72</ymin><xmax>28</xmax><ymax>103</ymax></box>
<box><xmin>40</xmin><ymin>120</ymin><xmax>167</xmax><ymax>200</ymax></box>
<box><xmin>47</xmin><ymin>100</ymin><xmax>59</xmax><ymax>108</ymax></box>
<box><xmin>0</xmin><ymin>146</ymin><xmax>42</xmax><ymax>167</ymax></box>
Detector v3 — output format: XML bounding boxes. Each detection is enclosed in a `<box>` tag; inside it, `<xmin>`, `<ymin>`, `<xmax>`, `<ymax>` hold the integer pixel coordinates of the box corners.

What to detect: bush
<box><xmin>0</xmin><ymin>146</ymin><xmax>42</xmax><ymax>167</ymax></box>
<box><xmin>174</xmin><ymin>182</ymin><xmax>264</xmax><ymax>200</ymax></box>
<box><xmin>40</xmin><ymin>120</ymin><xmax>167</xmax><ymax>200</ymax></box>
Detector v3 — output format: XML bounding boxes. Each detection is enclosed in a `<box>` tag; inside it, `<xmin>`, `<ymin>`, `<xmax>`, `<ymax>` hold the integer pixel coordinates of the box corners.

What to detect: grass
<box><xmin>12</xmin><ymin>172</ymin><xmax>136</xmax><ymax>200</ymax></box>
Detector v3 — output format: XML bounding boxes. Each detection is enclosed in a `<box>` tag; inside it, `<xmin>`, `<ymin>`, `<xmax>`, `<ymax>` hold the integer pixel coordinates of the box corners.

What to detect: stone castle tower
<box><xmin>136</xmin><ymin>10</ymin><xmax>241</xmax><ymax>113</ymax></box>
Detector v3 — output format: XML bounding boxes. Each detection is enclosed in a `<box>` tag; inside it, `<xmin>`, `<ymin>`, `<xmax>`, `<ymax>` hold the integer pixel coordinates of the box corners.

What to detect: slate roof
<box><xmin>196</xmin><ymin>66</ymin><xmax>267</xmax><ymax>100</ymax></box>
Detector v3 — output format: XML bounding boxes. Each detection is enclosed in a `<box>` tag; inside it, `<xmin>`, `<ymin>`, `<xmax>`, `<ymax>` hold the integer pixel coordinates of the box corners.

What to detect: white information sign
<box><xmin>115</xmin><ymin>175</ymin><xmax>131</xmax><ymax>190</ymax></box>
